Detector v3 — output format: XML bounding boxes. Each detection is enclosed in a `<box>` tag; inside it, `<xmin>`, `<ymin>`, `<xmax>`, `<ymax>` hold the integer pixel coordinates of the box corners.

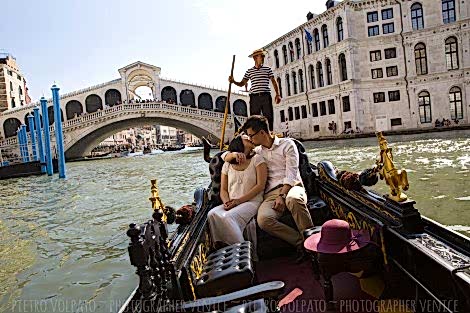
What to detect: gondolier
<box><xmin>229</xmin><ymin>49</ymin><xmax>281</xmax><ymax>132</ymax></box>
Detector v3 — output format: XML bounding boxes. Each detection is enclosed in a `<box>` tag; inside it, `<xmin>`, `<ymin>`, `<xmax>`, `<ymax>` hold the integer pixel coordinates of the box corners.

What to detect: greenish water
<box><xmin>0</xmin><ymin>131</ymin><xmax>468</xmax><ymax>313</ymax></box>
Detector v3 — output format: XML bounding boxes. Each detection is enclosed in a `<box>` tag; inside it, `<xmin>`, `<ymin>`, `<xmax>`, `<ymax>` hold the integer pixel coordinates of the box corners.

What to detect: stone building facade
<box><xmin>0</xmin><ymin>53</ymin><xmax>31</xmax><ymax>113</ymax></box>
<box><xmin>264</xmin><ymin>0</ymin><xmax>469</xmax><ymax>138</ymax></box>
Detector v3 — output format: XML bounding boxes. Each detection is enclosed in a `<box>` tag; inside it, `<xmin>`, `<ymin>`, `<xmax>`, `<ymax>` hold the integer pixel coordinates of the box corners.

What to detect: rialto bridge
<box><xmin>0</xmin><ymin>61</ymin><xmax>249</xmax><ymax>159</ymax></box>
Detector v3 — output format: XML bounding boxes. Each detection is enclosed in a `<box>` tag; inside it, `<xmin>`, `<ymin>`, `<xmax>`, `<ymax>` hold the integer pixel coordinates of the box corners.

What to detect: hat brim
<box><xmin>248</xmin><ymin>51</ymin><xmax>267</xmax><ymax>58</ymax></box>
<box><xmin>304</xmin><ymin>230</ymin><xmax>370</xmax><ymax>254</ymax></box>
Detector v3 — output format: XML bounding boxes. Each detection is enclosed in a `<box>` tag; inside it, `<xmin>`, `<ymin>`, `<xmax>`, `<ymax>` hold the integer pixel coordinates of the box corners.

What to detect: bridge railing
<box><xmin>1</xmin><ymin>102</ymin><xmax>246</xmax><ymax>146</ymax></box>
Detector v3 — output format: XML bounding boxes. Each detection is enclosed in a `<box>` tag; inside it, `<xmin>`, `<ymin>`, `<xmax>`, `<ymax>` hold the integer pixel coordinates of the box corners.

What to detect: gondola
<box><xmin>119</xmin><ymin>132</ymin><xmax>470</xmax><ymax>313</ymax></box>
<box><xmin>158</xmin><ymin>144</ymin><xmax>186</xmax><ymax>152</ymax></box>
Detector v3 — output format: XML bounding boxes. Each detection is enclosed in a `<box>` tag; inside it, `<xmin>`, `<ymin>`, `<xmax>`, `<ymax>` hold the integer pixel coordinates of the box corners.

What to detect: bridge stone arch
<box><xmin>215</xmin><ymin>96</ymin><xmax>229</xmax><ymax>113</ymax></box>
<box><xmin>105</xmin><ymin>89</ymin><xmax>122</xmax><ymax>106</ymax></box>
<box><xmin>161</xmin><ymin>86</ymin><xmax>177</xmax><ymax>103</ymax></box>
<box><xmin>198</xmin><ymin>93</ymin><xmax>213</xmax><ymax>110</ymax></box>
<box><xmin>180</xmin><ymin>89</ymin><xmax>195</xmax><ymax>107</ymax></box>
<box><xmin>47</xmin><ymin>106</ymin><xmax>64</xmax><ymax>125</ymax></box>
<box><xmin>86</xmin><ymin>94</ymin><xmax>103</xmax><ymax>113</ymax></box>
<box><xmin>64</xmin><ymin>113</ymin><xmax>226</xmax><ymax>159</ymax></box>
<box><xmin>233</xmin><ymin>99</ymin><xmax>248</xmax><ymax>116</ymax></box>
<box><xmin>66</xmin><ymin>100</ymin><xmax>83</xmax><ymax>120</ymax></box>
<box><xmin>3</xmin><ymin>117</ymin><xmax>21</xmax><ymax>138</ymax></box>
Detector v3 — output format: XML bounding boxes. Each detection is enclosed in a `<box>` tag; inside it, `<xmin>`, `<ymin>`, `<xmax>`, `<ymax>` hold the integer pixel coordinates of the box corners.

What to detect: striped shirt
<box><xmin>243</xmin><ymin>66</ymin><xmax>274</xmax><ymax>94</ymax></box>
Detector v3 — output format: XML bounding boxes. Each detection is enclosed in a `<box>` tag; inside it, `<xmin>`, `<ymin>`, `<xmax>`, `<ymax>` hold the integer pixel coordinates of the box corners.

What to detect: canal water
<box><xmin>0</xmin><ymin>130</ymin><xmax>468</xmax><ymax>313</ymax></box>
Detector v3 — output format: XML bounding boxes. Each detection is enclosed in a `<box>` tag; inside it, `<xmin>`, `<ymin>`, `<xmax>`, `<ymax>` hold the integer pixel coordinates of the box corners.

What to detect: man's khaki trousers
<box><xmin>257</xmin><ymin>186</ymin><xmax>314</xmax><ymax>247</ymax></box>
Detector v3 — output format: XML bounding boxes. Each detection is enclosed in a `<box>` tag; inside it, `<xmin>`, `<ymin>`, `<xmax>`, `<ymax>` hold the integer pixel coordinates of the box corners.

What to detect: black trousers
<box><xmin>249</xmin><ymin>93</ymin><xmax>274</xmax><ymax>132</ymax></box>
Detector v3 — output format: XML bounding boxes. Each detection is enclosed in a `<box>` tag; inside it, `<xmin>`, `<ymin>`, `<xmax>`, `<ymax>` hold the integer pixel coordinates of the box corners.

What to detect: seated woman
<box><xmin>208</xmin><ymin>134</ymin><xmax>267</xmax><ymax>247</ymax></box>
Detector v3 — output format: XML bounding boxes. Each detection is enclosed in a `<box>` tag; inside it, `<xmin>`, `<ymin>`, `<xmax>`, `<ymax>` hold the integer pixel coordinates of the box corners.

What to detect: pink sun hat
<box><xmin>304</xmin><ymin>219</ymin><xmax>370</xmax><ymax>254</ymax></box>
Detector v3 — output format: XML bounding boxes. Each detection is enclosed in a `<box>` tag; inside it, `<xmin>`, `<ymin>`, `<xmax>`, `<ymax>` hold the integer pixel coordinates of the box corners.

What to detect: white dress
<box><xmin>208</xmin><ymin>154</ymin><xmax>265</xmax><ymax>245</ymax></box>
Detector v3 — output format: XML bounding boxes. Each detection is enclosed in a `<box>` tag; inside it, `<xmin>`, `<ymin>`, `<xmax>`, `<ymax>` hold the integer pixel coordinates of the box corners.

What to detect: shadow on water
<box><xmin>0</xmin><ymin>132</ymin><xmax>468</xmax><ymax>312</ymax></box>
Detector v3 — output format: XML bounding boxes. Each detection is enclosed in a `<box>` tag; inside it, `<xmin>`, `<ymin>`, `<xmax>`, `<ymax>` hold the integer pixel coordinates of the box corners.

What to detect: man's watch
<box><xmin>279</xmin><ymin>193</ymin><xmax>287</xmax><ymax>200</ymax></box>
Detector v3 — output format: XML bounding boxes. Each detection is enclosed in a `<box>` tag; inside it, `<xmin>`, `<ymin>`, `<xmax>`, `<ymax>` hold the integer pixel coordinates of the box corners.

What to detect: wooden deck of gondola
<box><xmin>256</xmin><ymin>256</ymin><xmax>378</xmax><ymax>313</ymax></box>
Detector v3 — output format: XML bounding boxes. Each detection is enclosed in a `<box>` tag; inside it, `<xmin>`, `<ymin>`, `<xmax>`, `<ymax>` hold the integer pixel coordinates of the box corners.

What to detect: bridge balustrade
<box><xmin>1</xmin><ymin>101</ymin><xmax>245</xmax><ymax>146</ymax></box>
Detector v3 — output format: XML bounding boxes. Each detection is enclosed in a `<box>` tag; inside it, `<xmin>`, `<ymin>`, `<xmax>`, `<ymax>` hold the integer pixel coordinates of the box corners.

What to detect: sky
<box><xmin>1</xmin><ymin>0</ymin><xmax>328</xmax><ymax>101</ymax></box>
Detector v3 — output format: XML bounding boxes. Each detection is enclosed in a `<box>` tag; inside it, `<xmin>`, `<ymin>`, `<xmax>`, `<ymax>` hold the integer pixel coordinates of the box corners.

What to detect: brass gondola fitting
<box><xmin>149</xmin><ymin>179</ymin><xmax>167</xmax><ymax>222</ymax></box>
<box><xmin>375</xmin><ymin>132</ymin><xmax>410</xmax><ymax>202</ymax></box>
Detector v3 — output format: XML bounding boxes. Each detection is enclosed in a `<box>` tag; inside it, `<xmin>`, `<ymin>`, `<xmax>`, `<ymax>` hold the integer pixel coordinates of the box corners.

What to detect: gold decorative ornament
<box><xmin>149</xmin><ymin>179</ymin><xmax>167</xmax><ymax>222</ymax></box>
<box><xmin>375</xmin><ymin>132</ymin><xmax>409</xmax><ymax>202</ymax></box>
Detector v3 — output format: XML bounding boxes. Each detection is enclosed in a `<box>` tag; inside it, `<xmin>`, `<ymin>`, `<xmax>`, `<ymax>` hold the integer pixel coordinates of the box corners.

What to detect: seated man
<box><xmin>223</xmin><ymin>115</ymin><xmax>313</xmax><ymax>260</ymax></box>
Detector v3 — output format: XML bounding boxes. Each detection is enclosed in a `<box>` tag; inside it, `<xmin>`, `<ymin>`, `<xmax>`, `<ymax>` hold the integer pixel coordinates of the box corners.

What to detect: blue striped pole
<box><xmin>20</xmin><ymin>125</ymin><xmax>30</xmax><ymax>162</ymax></box>
<box><xmin>27</xmin><ymin>114</ymin><xmax>38</xmax><ymax>161</ymax></box>
<box><xmin>51</xmin><ymin>85</ymin><xmax>66</xmax><ymax>178</ymax></box>
<box><xmin>17</xmin><ymin>128</ymin><xmax>24</xmax><ymax>162</ymax></box>
<box><xmin>33</xmin><ymin>107</ymin><xmax>46</xmax><ymax>172</ymax></box>
<box><xmin>40</xmin><ymin>97</ymin><xmax>53</xmax><ymax>176</ymax></box>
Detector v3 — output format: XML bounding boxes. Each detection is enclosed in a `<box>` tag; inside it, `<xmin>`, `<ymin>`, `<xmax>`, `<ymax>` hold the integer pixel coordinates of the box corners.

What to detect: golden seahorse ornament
<box><xmin>375</xmin><ymin>132</ymin><xmax>409</xmax><ymax>202</ymax></box>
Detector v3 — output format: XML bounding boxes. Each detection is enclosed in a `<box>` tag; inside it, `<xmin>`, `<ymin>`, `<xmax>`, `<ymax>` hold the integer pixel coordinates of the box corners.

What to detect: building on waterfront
<box><xmin>0</xmin><ymin>53</ymin><xmax>31</xmax><ymax>113</ymax></box>
<box><xmin>264</xmin><ymin>0</ymin><xmax>469</xmax><ymax>138</ymax></box>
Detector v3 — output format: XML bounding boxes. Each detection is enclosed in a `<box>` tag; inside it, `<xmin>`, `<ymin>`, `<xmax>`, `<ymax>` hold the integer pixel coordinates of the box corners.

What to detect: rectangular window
<box><xmin>384</xmin><ymin>48</ymin><xmax>396</xmax><ymax>59</ymax></box>
<box><xmin>344</xmin><ymin>121</ymin><xmax>352</xmax><ymax>129</ymax></box>
<box><xmin>314</xmin><ymin>125</ymin><xmax>320</xmax><ymax>132</ymax></box>
<box><xmin>386</xmin><ymin>66</ymin><xmax>398</xmax><ymax>77</ymax></box>
<box><xmin>388</xmin><ymin>90</ymin><xmax>400</xmax><ymax>101</ymax></box>
<box><xmin>391</xmin><ymin>118</ymin><xmax>402</xmax><ymax>126</ymax></box>
<box><xmin>280</xmin><ymin>110</ymin><xmax>286</xmax><ymax>122</ymax></box>
<box><xmin>328</xmin><ymin>99</ymin><xmax>335</xmax><ymax>115</ymax></box>
<box><xmin>374</xmin><ymin>92</ymin><xmax>385</xmax><ymax>103</ymax></box>
<box><xmin>320</xmin><ymin>101</ymin><xmax>327</xmax><ymax>116</ymax></box>
<box><xmin>442</xmin><ymin>0</ymin><xmax>456</xmax><ymax>24</ymax></box>
<box><xmin>301</xmin><ymin>105</ymin><xmax>307</xmax><ymax>119</ymax></box>
<box><xmin>17</xmin><ymin>74</ymin><xmax>22</xmax><ymax>80</ymax></box>
<box><xmin>372</xmin><ymin>68</ymin><xmax>383</xmax><ymax>79</ymax></box>
<box><xmin>294</xmin><ymin>107</ymin><xmax>300</xmax><ymax>120</ymax></box>
<box><xmin>382</xmin><ymin>22</ymin><xmax>395</xmax><ymax>34</ymax></box>
<box><xmin>312</xmin><ymin>103</ymin><xmax>318</xmax><ymax>117</ymax></box>
<box><xmin>368</xmin><ymin>25</ymin><xmax>380</xmax><ymax>37</ymax></box>
<box><xmin>382</xmin><ymin>8</ymin><xmax>393</xmax><ymax>20</ymax></box>
<box><xmin>367</xmin><ymin>11</ymin><xmax>379</xmax><ymax>23</ymax></box>
<box><xmin>342</xmin><ymin>96</ymin><xmax>351</xmax><ymax>112</ymax></box>
<box><xmin>370</xmin><ymin>50</ymin><xmax>382</xmax><ymax>62</ymax></box>
<box><xmin>7</xmin><ymin>70</ymin><xmax>12</xmax><ymax>76</ymax></box>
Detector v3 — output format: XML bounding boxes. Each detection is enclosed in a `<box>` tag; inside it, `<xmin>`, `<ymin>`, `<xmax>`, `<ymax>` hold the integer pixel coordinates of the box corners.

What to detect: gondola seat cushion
<box><xmin>195</xmin><ymin>242</ymin><xmax>255</xmax><ymax>298</ymax></box>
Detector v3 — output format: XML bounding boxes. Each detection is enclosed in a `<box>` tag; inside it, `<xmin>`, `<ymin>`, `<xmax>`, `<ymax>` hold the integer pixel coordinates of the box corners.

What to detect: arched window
<box><xmin>292</xmin><ymin>71</ymin><xmax>298</xmax><ymax>94</ymax></box>
<box><xmin>314</xmin><ymin>29</ymin><xmax>320</xmax><ymax>51</ymax></box>
<box><xmin>286</xmin><ymin>73</ymin><xmax>291</xmax><ymax>96</ymax></box>
<box><xmin>277</xmin><ymin>77</ymin><xmax>283</xmax><ymax>98</ymax></box>
<box><xmin>288</xmin><ymin>42</ymin><xmax>294</xmax><ymax>62</ymax></box>
<box><xmin>445</xmin><ymin>37</ymin><xmax>459</xmax><ymax>70</ymax></box>
<box><xmin>288</xmin><ymin>107</ymin><xmax>293</xmax><ymax>121</ymax></box>
<box><xmin>337</xmin><ymin>17</ymin><xmax>344</xmax><ymax>42</ymax></box>
<box><xmin>3</xmin><ymin>118</ymin><xmax>21</xmax><ymax>138</ymax></box>
<box><xmin>85</xmin><ymin>94</ymin><xmax>103</xmax><ymax>113</ymax></box>
<box><xmin>442</xmin><ymin>0</ymin><xmax>456</xmax><ymax>24</ymax></box>
<box><xmin>339</xmin><ymin>54</ymin><xmax>348</xmax><ymax>81</ymax></box>
<box><xmin>411</xmin><ymin>3</ymin><xmax>424</xmax><ymax>30</ymax></box>
<box><xmin>449</xmin><ymin>86</ymin><xmax>463</xmax><ymax>120</ymax></box>
<box><xmin>215</xmin><ymin>96</ymin><xmax>229</xmax><ymax>113</ymax></box>
<box><xmin>282</xmin><ymin>45</ymin><xmax>288</xmax><ymax>65</ymax></box>
<box><xmin>295</xmin><ymin>38</ymin><xmax>301</xmax><ymax>59</ymax></box>
<box><xmin>161</xmin><ymin>86</ymin><xmax>177</xmax><ymax>103</ymax></box>
<box><xmin>11</xmin><ymin>98</ymin><xmax>15</xmax><ymax>108</ymax></box>
<box><xmin>298</xmin><ymin>69</ymin><xmax>304</xmax><ymax>93</ymax></box>
<box><xmin>65</xmin><ymin>100</ymin><xmax>83</xmax><ymax>120</ymax></box>
<box><xmin>326</xmin><ymin>58</ymin><xmax>333</xmax><ymax>85</ymax></box>
<box><xmin>274</xmin><ymin>50</ymin><xmax>280</xmax><ymax>68</ymax></box>
<box><xmin>317</xmin><ymin>62</ymin><xmax>324</xmax><ymax>87</ymax></box>
<box><xmin>233</xmin><ymin>99</ymin><xmax>247</xmax><ymax>116</ymax></box>
<box><xmin>418</xmin><ymin>91</ymin><xmax>432</xmax><ymax>123</ymax></box>
<box><xmin>198</xmin><ymin>93</ymin><xmax>213</xmax><ymax>110</ymax></box>
<box><xmin>308</xmin><ymin>64</ymin><xmax>315</xmax><ymax>89</ymax></box>
<box><xmin>180</xmin><ymin>89</ymin><xmax>195</xmax><ymax>107</ymax></box>
<box><xmin>105</xmin><ymin>89</ymin><xmax>122</xmax><ymax>106</ymax></box>
<box><xmin>322</xmin><ymin>24</ymin><xmax>329</xmax><ymax>48</ymax></box>
<box><xmin>414</xmin><ymin>43</ymin><xmax>428</xmax><ymax>75</ymax></box>
<box><xmin>306</xmin><ymin>32</ymin><xmax>313</xmax><ymax>54</ymax></box>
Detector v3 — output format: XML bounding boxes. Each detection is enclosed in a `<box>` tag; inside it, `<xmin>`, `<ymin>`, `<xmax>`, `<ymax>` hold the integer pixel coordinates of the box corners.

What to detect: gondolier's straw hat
<box><xmin>248</xmin><ymin>49</ymin><xmax>268</xmax><ymax>58</ymax></box>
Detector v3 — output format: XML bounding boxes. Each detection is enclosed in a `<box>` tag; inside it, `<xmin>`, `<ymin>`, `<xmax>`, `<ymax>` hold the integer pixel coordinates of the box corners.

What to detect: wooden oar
<box><xmin>220</xmin><ymin>55</ymin><xmax>236</xmax><ymax>151</ymax></box>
